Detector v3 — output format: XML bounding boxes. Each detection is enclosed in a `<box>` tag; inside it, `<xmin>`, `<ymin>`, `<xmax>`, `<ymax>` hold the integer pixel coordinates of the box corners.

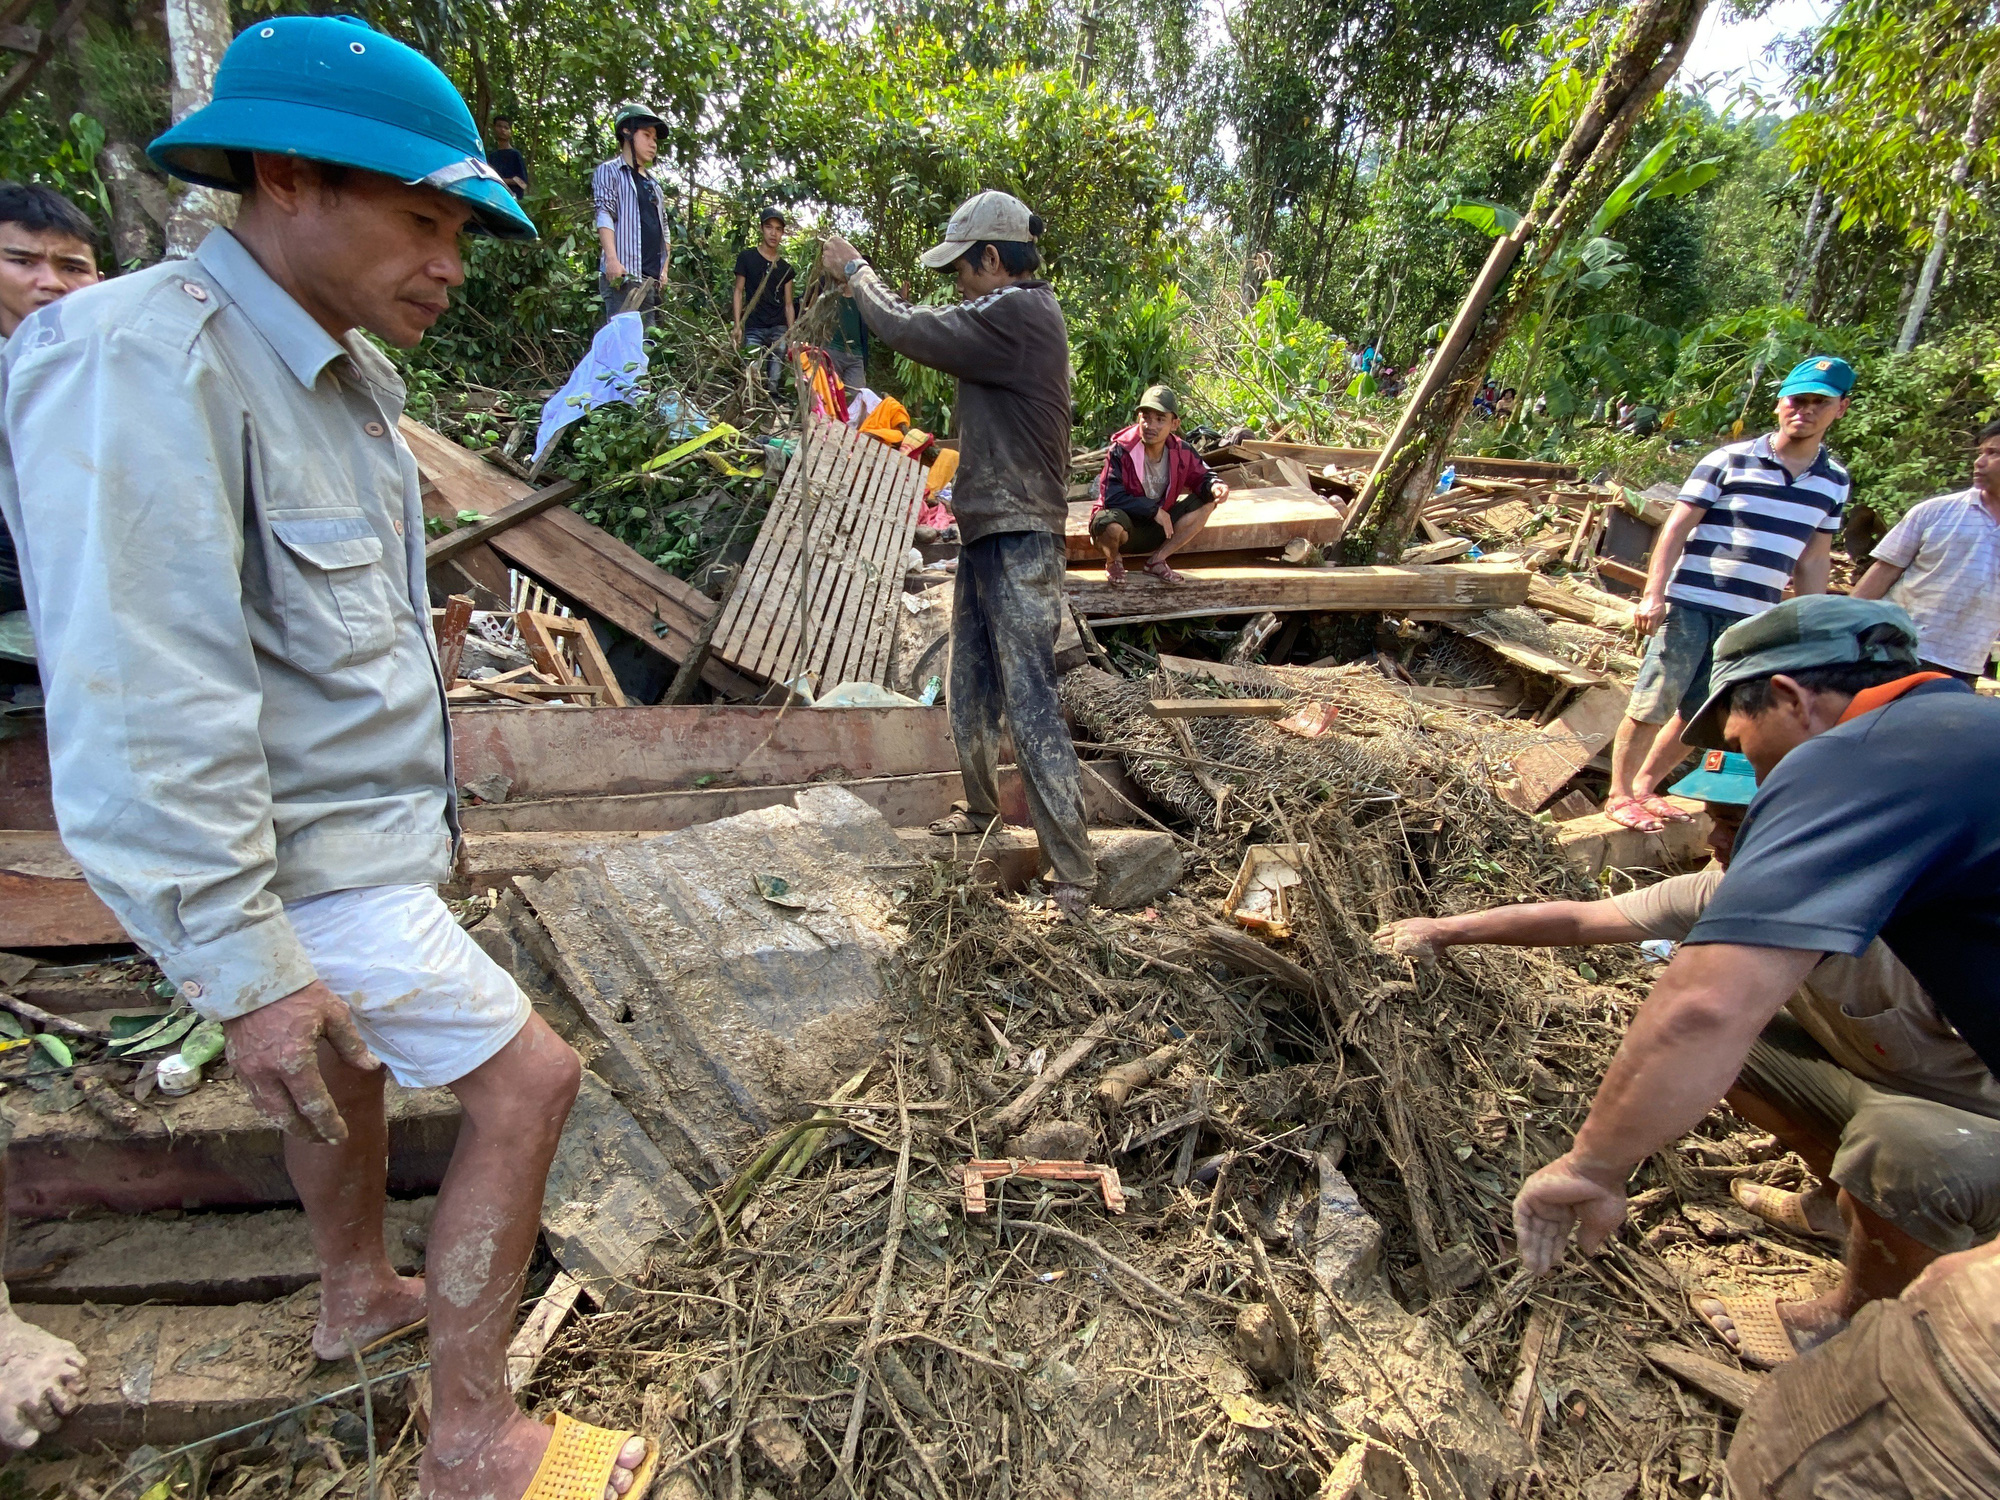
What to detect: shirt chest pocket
<box><xmin>267</xmin><ymin>510</ymin><xmax>398</xmax><ymax>673</ymax></box>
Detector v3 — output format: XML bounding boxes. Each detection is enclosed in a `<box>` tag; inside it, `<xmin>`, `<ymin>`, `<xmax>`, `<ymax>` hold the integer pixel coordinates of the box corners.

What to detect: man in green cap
<box><xmin>1088</xmin><ymin>385</ymin><xmax>1230</xmax><ymax>584</ymax></box>
<box><xmin>1481</xmin><ymin>595</ymin><xmax>2000</xmax><ymax>1489</ymax></box>
<box><xmin>593</xmin><ymin>101</ymin><xmax>669</xmax><ymax>326</ymax></box>
<box><xmin>0</xmin><ymin>18</ymin><xmax>656</xmax><ymax>1500</ymax></box>
<box><xmin>1604</xmin><ymin>355</ymin><xmax>1854</xmax><ymax>834</ymax></box>
<box><xmin>819</xmin><ymin>191</ymin><xmax>1098</xmax><ymax>918</ymax></box>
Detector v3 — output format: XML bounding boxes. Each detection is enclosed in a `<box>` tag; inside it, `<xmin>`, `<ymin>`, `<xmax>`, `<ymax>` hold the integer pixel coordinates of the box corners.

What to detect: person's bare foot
<box><xmin>312</xmin><ymin>1273</ymin><xmax>426</xmax><ymax>1360</ymax></box>
<box><xmin>0</xmin><ymin>1308</ymin><xmax>87</xmax><ymax>1449</ymax></box>
<box><xmin>422</xmin><ymin>1407</ymin><xmax>648</xmax><ymax>1500</ymax></box>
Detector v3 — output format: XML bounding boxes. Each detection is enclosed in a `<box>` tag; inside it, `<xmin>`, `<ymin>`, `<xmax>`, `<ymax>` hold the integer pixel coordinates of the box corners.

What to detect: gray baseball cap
<box><xmin>1684</xmin><ymin>595</ymin><xmax>1922</xmax><ymax>749</ymax></box>
<box><xmin>919</xmin><ymin>190</ymin><xmax>1036</xmax><ymax>270</ymax></box>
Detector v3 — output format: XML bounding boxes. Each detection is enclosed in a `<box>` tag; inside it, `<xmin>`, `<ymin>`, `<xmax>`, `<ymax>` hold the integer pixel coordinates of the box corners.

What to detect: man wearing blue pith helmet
<box><xmin>0</xmin><ymin>18</ymin><xmax>652</xmax><ymax>1500</ymax></box>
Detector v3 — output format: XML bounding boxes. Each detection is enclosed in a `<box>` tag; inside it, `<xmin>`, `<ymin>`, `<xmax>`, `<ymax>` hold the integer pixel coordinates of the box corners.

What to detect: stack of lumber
<box><xmin>708</xmin><ymin>414</ymin><xmax>925</xmax><ymax>690</ymax></box>
<box><xmin>1067</xmin><ymin>562</ymin><xmax>1531</xmax><ymax>625</ymax></box>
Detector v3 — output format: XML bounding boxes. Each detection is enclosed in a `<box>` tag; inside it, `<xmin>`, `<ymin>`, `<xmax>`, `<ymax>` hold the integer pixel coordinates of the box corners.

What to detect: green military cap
<box><xmin>1684</xmin><ymin>596</ymin><xmax>1920</xmax><ymax>749</ymax></box>
<box><xmin>1136</xmin><ymin>385</ymin><xmax>1179</xmax><ymax>416</ymax></box>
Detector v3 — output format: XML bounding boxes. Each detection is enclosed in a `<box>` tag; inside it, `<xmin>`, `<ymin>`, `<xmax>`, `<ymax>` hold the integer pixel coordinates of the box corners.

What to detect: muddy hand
<box><xmin>1514</xmin><ymin>1153</ymin><xmax>1627</xmax><ymax>1275</ymax></box>
<box><xmin>224</xmin><ymin>980</ymin><xmax>380</xmax><ymax>1144</ymax></box>
<box><xmin>1373</xmin><ymin>918</ymin><xmax>1447</xmax><ymax>961</ymax></box>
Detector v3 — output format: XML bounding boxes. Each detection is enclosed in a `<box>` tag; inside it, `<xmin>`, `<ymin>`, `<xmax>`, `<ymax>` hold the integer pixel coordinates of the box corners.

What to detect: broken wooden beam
<box><xmin>1641</xmin><ymin>1341</ymin><xmax>1764</xmax><ymax>1414</ymax></box>
<box><xmin>1067</xmin><ymin>563</ymin><xmax>1530</xmax><ymax>623</ymax></box>
<box><xmin>1063</xmin><ymin>490</ymin><xmax>1344</xmax><ymax>562</ymax></box>
<box><xmin>1498</xmin><ymin>683</ymin><xmax>1629</xmax><ymax>812</ymax></box>
<box><xmin>425</xmin><ymin>476</ymin><xmax>582</xmax><ymax>565</ymax></box>
<box><xmin>1148</xmin><ymin>698</ymin><xmax>1291</xmax><ymax>720</ymax></box>
<box><xmin>8</xmin><ymin>1200</ymin><xmax>430</xmax><ymax>1305</ymax></box>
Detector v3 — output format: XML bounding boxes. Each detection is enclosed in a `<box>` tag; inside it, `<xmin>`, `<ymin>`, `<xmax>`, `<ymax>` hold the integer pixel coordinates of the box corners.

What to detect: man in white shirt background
<box><xmin>1851</xmin><ymin>419</ymin><xmax>2000</xmax><ymax>684</ymax></box>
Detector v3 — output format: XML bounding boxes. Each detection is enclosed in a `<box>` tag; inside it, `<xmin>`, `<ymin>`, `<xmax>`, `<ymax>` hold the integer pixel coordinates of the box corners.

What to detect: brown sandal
<box><xmin>1144</xmin><ymin>558</ymin><xmax>1186</xmax><ymax>584</ymax></box>
<box><xmin>1603</xmin><ymin>795</ymin><xmax>1666</xmax><ymax>833</ymax></box>
<box><xmin>1731</xmin><ymin>1178</ymin><xmax>1845</xmax><ymax>1244</ymax></box>
<box><xmin>1691</xmin><ymin>1291</ymin><xmax>1800</xmax><ymax>1369</ymax></box>
<box><xmin>1105</xmin><ymin>553</ymin><xmax>1127</xmax><ymax>584</ymax></box>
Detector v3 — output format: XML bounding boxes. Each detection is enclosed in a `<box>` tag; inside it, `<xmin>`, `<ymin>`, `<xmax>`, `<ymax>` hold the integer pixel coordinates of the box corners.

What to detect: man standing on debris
<box><xmin>1486</xmin><ymin>596</ymin><xmax>2000</xmax><ymax>1490</ymax></box>
<box><xmin>1849</xmin><ymin>419</ymin><xmax>2000</xmax><ymax>684</ymax></box>
<box><xmin>1377</xmin><ymin>746</ymin><xmax>2000</xmax><ymax>1370</ymax></box>
<box><xmin>0</xmin><ymin>20</ymin><xmax>656</xmax><ymax>1500</ymax></box>
<box><xmin>1089</xmin><ymin>385</ymin><xmax>1229</xmax><ymax>585</ymax></box>
<box><xmin>1604</xmin><ymin>356</ymin><xmax>1853</xmax><ymax>833</ymax></box>
<box><xmin>733</xmin><ymin>207</ymin><xmax>795</xmax><ymax>398</ymax></box>
<box><xmin>592</xmin><ymin>101</ymin><xmax>669</xmax><ymax>326</ymax></box>
<box><xmin>0</xmin><ymin>184</ymin><xmax>98</xmax><ymax>1450</ymax></box>
<box><xmin>820</xmin><ymin>192</ymin><xmax>1098</xmax><ymax>918</ymax></box>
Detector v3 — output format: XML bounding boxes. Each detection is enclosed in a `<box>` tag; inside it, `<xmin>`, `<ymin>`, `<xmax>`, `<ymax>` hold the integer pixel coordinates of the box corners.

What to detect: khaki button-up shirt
<box><xmin>0</xmin><ymin>228</ymin><xmax>454</xmax><ymax>1021</ymax></box>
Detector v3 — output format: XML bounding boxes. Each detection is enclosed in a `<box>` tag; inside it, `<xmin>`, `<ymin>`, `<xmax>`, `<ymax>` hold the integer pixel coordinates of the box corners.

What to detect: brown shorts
<box><xmin>1728</xmin><ymin>1291</ymin><xmax>2000</xmax><ymax>1496</ymax></box>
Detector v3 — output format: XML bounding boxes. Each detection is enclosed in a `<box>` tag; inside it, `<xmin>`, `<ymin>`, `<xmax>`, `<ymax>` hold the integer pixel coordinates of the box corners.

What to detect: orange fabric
<box><xmin>860</xmin><ymin>395</ymin><xmax>910</xmax><ymax>444</ymax></box>
<box><xmin>1836</xmin><ymin>672</ymin><xmax>1953</xmax><ymax>725</ymax></box>
<box><xmin>925</xmin><ymin>448</ymin><xmax>959</xmax><ymax>497</ymax></box>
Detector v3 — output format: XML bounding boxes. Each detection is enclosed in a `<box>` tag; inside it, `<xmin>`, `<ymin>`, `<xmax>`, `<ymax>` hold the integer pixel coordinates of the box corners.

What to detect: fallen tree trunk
<box><xmin>1340</xmin><ymin>0</ymin><xmax>1710</xmax><ymax>564</ymax></box>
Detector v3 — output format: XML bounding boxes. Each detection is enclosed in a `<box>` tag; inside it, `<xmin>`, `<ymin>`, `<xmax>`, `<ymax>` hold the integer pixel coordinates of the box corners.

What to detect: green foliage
<box><xmin>0</xmin><ymin>111</ymin><xmax>113</xmax><ymax>237</ymax></box>
<box><xmin>1071</xmin><ymin>280</ymin><xmax>1187</xmax><ymax>436</ymax></box>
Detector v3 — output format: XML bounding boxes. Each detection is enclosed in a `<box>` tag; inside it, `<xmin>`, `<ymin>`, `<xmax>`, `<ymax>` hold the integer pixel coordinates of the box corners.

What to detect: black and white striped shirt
<box><xmin>1666</xmin><ymin>435</ymin><xmax>1849</xmax><ymax>617</ymax></box>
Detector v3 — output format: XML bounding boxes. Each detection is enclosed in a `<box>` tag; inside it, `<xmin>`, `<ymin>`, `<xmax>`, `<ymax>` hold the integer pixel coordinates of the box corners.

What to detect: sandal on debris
<box><xmin>1639</xmin><ymin>794</ymin><xmax>1696</xmax><ymax>824</ymax></box>
<box><xmin>1105</xmin><ymin>553</ymin><xmax>1128</xmax><ymax>584</ymax></box>
<box><xmin>1731</xmin><ymin>1178</ymin><xmax>1845</xmax><ymax>1244</ymax></box>
<box><xmin>522</xmin><ymin>1412</ymin><xmax>657</xmax><ymax>1500</ymax></box>
<box><xmin>1144</xmin><ymin>558</ymin><xmax>1186</xmax><ymax>584</ymax></box>
<box><xmin>927</xmin><ymin>810</ymin><xmax>992</xmax><ymax>836</ymax></box>
<box><xmin>1690</xmin><ymin>1291</ymin><xmax>1800</xmax><ymax>1370</ymax></box>
<box><xmin>1603</xmin><ymin>795</ymin><xmax>1666</xmax><ymax>833</ymax></box>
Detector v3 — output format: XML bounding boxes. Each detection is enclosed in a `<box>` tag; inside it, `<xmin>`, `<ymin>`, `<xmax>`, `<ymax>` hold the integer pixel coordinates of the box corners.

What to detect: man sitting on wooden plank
<box><xmin>0</xmin><ymin>21</ymin><xmax>654</xmax><ymax>1500</ymax></box>
<box><xmin>1376</xmin><ymin>746</ymin><xmax>2000</xmax><ymax>1375</ymax></box>
<box><xmin>822</xmin><ymin>193</ymin><xmax>1098</xmax><ymax>919</ymax></box>
<box><xmin>1088</xmin><ymin>384</ymin><xmax>1230</xmax><ymax>585</ymax></box>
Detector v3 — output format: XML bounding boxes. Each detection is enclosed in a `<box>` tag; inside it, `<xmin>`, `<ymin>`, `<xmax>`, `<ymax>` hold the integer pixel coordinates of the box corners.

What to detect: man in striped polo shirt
<box><xmin>1605</xmin><ymin>356</ymin><xmax>1854</xmax><ymax>831</ymax></box>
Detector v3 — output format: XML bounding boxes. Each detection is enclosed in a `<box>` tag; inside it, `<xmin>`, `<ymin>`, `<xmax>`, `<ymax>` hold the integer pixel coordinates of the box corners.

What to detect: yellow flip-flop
<box><xmin>522</xmin><ymin>1412</ymin><xmax>658</xmax><ymax>1500</ymax></box>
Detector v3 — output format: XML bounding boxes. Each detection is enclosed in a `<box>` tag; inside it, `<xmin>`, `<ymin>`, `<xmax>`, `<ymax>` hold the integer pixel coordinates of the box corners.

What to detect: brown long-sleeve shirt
<box><xmin>847</xmin><ymin>268</ymin><xmax>1070</xmax><ymax>544</ymax></box>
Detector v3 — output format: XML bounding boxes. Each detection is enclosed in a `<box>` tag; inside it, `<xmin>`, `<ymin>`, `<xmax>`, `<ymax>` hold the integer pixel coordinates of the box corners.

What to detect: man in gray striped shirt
<box><xmin>591</xmin><ymin>101</ymin><xmax>669</xmax><ymax>326</ymax></box>
<box><xmin>1604</xmin><ymin>356</ymin><xmax>1853</xmax><ymax>831</ymax></box>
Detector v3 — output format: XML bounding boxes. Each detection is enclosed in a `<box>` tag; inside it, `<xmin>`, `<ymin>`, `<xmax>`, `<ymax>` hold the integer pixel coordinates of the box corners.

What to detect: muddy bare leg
<box><xmin>284</xmin><ymin>1037</ymin><xmax>426</xmax><ymax>1359</ymax></box>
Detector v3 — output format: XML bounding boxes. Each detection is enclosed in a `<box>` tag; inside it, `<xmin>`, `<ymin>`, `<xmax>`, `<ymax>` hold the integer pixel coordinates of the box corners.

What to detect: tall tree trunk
<box><xmin>162</xmin><ymin>0</ymin><xmax>235</xmax><ymax>257</ymax></box>
<box><xmin>1783</xmin><ymin>183</ymin><xmax>1824</xmax><ymax>302</ymax></box>
<box><xmin>1340</xmin><ymin>0</ymin><xmax>1710</xmax><ymax>563</ymax></box>
<box><xmin>1897</xmin><ymin>54</ymin><xmax>1997</xmax><ymax>352</ymax></box>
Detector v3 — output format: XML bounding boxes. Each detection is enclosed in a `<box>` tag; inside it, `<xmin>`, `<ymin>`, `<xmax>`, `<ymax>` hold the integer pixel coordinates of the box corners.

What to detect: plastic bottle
<box><xmin>1434</xmin><ymin>464</ymin><xmax>1457</xmax><ymax>495</ymax></box>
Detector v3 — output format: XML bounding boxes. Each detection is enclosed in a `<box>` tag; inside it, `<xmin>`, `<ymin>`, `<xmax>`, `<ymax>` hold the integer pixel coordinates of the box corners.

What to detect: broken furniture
<box><xmin>959</xmin><ymin>1158</ymin><xmax>1126</xmax><ymax>1215</ymax></box>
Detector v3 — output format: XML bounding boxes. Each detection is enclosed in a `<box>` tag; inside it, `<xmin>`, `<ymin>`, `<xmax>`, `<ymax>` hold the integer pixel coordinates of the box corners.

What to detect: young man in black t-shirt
<box><xmin>732</xmin><ymin>207</ymin><xmax>794</xmax><ymax>398</ymax></box>
<box><xmin>485</xmin><ymin>116</ymin><xmax>528</xmax><ymax>198</ymax></box>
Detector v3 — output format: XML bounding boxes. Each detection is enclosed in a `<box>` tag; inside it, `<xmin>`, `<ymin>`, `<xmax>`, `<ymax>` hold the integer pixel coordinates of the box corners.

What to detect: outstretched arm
<box><xmin>1513</xmin><ymin>941</ymin><xmax>1820</xmax><ymax>1273</ymax></box>
<box><xmin>1375</xmin><ymin>899</ymin><xmax>1648</xmax><ymax>960</ymax></box>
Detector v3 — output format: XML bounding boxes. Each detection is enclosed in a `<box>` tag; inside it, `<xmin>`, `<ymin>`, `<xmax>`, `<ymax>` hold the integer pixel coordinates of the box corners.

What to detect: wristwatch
<box><xmin>843</xmin><ymin>257</ymin><xmax>867</xmax><ymax>280</ymax></box>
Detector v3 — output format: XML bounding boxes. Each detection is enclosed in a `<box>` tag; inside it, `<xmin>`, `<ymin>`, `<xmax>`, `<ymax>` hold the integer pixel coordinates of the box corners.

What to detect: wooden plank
<box><xmin>708</xmin><ymin>426</ymin><xmax>812</xmax><ymax>666</ymax></box>
<box><xmin>0</xmin><ymin>833</ymin><xmax>124</xmax><ymax>945</ymax></box>
<box><xmin>1274</xmin><ymin>456</ymin><xmax>1316</xmax><ymax>492</ymax></box>
<box><xmin>1149</xmin><ymin>698</ymin><xmax>1292</xmax><ymax>719</ymax></box>
<box><xmin>9</xmin><ymin>1199</ymin><xmax>430</xmax><ymax>1306</ymax></box>
<box><xmin>507</xmin><ymin>1270</ymin><xmax>583</xmax><ymax>1391</ymax></box>
<box><xmin>1237</xmin><ymin>439</ymin><xmax>1578</xmax><ymax>482</ymax></box>
<box><xmin>1640</xmin><ymin>1342</ymin><xmax>1763</xmax><ymax>1414</ymax></box>
<box><xmin>782</xmin><ymin>423</ymin><xmax>880</xmax><ymax>684</ymax></box>
<box><xmin>1499</xmin><ymin>684</ymin><xmax>1630</xmax><ymax>812</ymax></box>
<box><xmin>1155</xmin><ymin>653</ymin><xmax>1521</xmax><ymax>711</ymax></box>
<box><xmin>16</xmin><ymin>1301</ymin><xmax>363</xmax><ymax>1451</ymax></box>
<box><xmin>1527</xmin><ymin>574</ymin><xmax>1635</xmax><ymax>630</ymax></box>
<box><xmin>515</xmin><ymin>610</ymin><xmax>582</xmax><ymax>685</ymax></box>
<box><xmin>453</xmin><ymin>762</ymin><xmax>1148</xmax><ymax>841</ymax></box>
<box><xmin>1066</xmin><ymin>563</ymin><xmax>1529</xmax><ymax>621</ymax></box>
<box><xmin>435</xmin><ymin>593</ymin><xmax>474</xmax><ymax>683</ymax></box>
<box><xmin>424</xmin><ymin>476</ymin><xmax>582</xmax><ymax>566</ymax></box>
<box><xmin>1063</xmin><ymin>490</ymin><xmax>1343</xmax><ymax>562</ymax></box>
<box><xmin>541</xmin><ymin>1071</ymin><xmax>704</xmax><ymax>1306</ymax></box>
<box><xmin>726</xmin><ymin>418</ymin><xmax>851</xmax><ymax>680</ymax></box>
<box><xmin>863</xmin><ymin>456</ymin><xmax>927</xmax><ymax>683</ymax></box>
<box><xmin>1435</xmin><ymin>617</ymin><xmax>1611</xmax><ymax>690</ymax></box>
<box><xmin>555</xmin><ymin>616</ymin><xmax>631</xmax><ymax>707</ymax></box>
<box><xmin>831</xmin><ymin>438</ymin><xmax>909</xmax><ymax>685</ymax></box>
<box><xmin>1597</xmin><ymin>557</ymin><xmax>1649</xmax><ymax>591</ymax></box>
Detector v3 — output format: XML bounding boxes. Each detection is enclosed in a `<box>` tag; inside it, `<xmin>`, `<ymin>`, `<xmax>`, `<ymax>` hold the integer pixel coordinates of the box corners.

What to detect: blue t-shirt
<box><xmin>1688</xmin><ymin>679</ymin><xmax>2000</xmax><ymax>1069</ymax></box>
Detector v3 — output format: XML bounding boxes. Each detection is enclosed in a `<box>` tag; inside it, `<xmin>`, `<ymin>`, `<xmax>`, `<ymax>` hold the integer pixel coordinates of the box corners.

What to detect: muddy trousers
<box><xmin>1728</xmin><ymin>1287</ymin><xmax>2000</xmax><ymax>1497</ymax></box>
<box><xmin>949</xmin><ymin>531</ymin><xmax>1096</xmax><ymax>888</ymax></box>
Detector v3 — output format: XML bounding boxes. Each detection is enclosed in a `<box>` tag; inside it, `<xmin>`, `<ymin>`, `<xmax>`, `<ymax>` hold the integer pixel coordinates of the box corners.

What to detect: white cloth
<box><xmin>1142</xmin><ymin>449</ymin><xmax>1168</xmax><ymax>502</ymax></box>
<box><xmin>535</xmin><ymin>313</ymin><xmax>647</xmax><ymax>462</ymax></box>
<box><xmin>287</xmin><ymin>884</ymin><xmax>530</xmax><ymax>1089</ymax></box>
<box><xmin>1873</xmin><ymin>490</ymin><xmax>2000</xmax><ymax>675</ymax></box>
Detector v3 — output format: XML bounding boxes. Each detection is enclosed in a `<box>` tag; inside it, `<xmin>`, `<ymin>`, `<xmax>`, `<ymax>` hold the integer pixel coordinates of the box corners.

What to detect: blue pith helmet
<box><xmin>1669</xmin><ymin>749</ymin><xmax>1757</xmax><ymax>806</ymax></box>
<box><xmin>148</xmin><ymin>15</ymin><xmax>535</xmax><ymax>241</ymax></box>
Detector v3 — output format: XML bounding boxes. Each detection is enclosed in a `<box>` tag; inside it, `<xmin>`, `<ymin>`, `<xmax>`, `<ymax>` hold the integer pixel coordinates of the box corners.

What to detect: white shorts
<box><xmin>285</xmin><ymin>884</ymin><xmax>531</xmax><ymax>1089</ymax></box>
